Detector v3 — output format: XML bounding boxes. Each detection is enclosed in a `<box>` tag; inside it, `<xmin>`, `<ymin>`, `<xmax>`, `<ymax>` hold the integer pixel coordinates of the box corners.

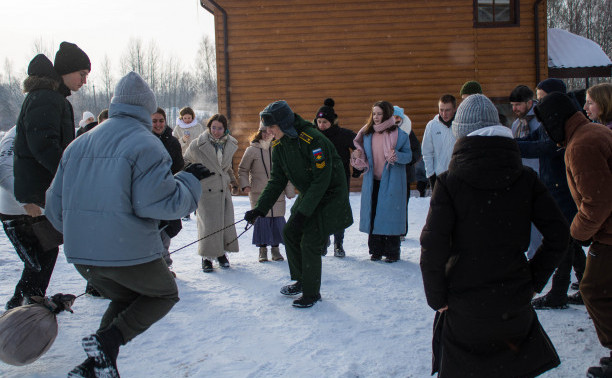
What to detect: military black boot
<box><xmin>292</xmin><ymin>294</ymin><xmax>321</xmax><ymax>308</ymax></box>
<box><xmin>280</xmin><ymin>281</ymin><xmax>302</xmax><ymax>296</ymax></box>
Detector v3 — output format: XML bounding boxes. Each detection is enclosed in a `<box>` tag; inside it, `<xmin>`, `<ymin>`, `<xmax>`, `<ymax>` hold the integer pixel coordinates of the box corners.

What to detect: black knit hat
<box><xmin>509</xmin><ymin>85</ymin><xmax>534</xmax><ymax>102</ymax></box>
<box><xmin>54</xmin><ymin>42</ymin><xmax>91</xmax><ymax>76</ymax></box>
<box><xmin>460</xmin><ymin>81</ymin><xmax>482</xmax><ymax>96</ymax></box>
<box><xmin>315</xmin><ymin>98</ymin><xmax>337</xmax><ymax>124</ymax></box>
<box><xmin>27</xmin><ymin>54</ymin><xmax>60</xmax><ymax>80</ymax></box>
<box><xmin>536</xmin><ymin>78</ymin><xmax>567</xmax><ymax>95</ymax></box>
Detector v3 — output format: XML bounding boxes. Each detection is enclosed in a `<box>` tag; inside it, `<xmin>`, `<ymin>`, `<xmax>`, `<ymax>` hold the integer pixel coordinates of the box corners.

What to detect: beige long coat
<box><xmin>184</xmin><ymin>130</ymin><xmax>239</xmax><ymax>258</ymax></box>
<box><xmin>173</xmin><ymin>122</ymin><xmax>206</xmax><ymax>154</ymax></box>
<box><xmin>238</xmin><ymin>141</ymin><xmax>295</xmax><ymax>217</ymax></box>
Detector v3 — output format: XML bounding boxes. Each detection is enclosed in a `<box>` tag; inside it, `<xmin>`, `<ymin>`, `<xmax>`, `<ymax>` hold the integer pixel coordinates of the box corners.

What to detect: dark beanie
<box><xmin>460</xmin><ymin>81</ymin><xmax>482</xmax><ymax>96</ymax></box>
<box><xmin>509</xmin><ymin>85</ymin><xmax>534</xmax><ymax>102</ymax></box>
<box><xmin>315</xmin><ymin>98</ymin><xmax>337</xmax><ymax>124</ymax></box>
<box><xmin>27</xmin><ymin>54</ymin><xmax>60</xmax><ymax>80</ymax></box>
<box><xmin>260</xmin><ymin>100</ymin><xmax>297</xmax><ymax>137</ymax></box>
<box><xmin>536</xmin><ymin>78</ymin><xmax>567</xmax><ymax>95</ymax></box>
<box><xmin>54</xmin><ymin>42</ymin><xmax>91</xmax><ymax>76</ymax></box>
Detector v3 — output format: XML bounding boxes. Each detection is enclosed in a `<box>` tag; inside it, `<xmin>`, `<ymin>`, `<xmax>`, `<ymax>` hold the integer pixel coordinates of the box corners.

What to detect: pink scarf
<box><xmin>351</xmin><ymin>117</ymin><xmax>399</xmax><ymax>171</ymax></box>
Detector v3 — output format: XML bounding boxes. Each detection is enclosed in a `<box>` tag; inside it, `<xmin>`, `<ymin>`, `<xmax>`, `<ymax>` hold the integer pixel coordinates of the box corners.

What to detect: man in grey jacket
<box><xmin>46</xmin><ymin>72</ymin><xmax>211</xmax><ymax>378</ymax></box>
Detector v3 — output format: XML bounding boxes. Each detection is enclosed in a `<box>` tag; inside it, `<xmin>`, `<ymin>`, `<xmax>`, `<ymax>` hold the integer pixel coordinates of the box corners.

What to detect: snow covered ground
<box><xmin>0</xmin><ymin>193</ymin><xmax>606</xmax><ymax>377</ymax></box>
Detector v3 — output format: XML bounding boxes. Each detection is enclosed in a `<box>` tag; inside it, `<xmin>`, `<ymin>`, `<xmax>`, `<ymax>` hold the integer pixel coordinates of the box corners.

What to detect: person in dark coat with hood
<box><xmin>245</xmin><ymin>100</ymin><xmax>353</xmax><ymax>308</ymax></box>
<box><xmin>420</xmin><ymin>94</ymin><xmax>569</xmax><ymax>378</ymax></box>
<box><xmin>5</xmin><ymin>42</ymin><xmax>90</xmax><ymax>310</ymax></box>
<box><xmin>313</xmin><ymin>98</ymin><xmax>359</xmax><ymax>257</ymax></box>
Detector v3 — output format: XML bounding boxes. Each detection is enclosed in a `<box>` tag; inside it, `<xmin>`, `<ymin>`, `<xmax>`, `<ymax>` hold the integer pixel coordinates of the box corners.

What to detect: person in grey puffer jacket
<box><xmin>46</xmin><ymin>72</ymin><xmax>209</xmax><ymax>378</ymax></box>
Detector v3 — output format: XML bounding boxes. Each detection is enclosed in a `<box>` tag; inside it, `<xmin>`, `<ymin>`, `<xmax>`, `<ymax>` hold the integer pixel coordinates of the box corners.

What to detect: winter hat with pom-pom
<box><xmin>315</xmin><ymin>98</ymin><xmax>337</xmax><ymax>124</ymax></box>
<box><xmin>111</xmin><ymin>72</ymin><xmax>157</xmax><ymax>115</ymax></box>
<box><xmin>452</xmin><ymin>94</ymin><xmax>500</xmax><ymax>139</ymax></box>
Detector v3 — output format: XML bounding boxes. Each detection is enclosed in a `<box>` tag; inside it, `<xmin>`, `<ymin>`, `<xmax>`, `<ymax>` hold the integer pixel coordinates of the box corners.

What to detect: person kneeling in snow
<box><xmin>420</xmin><ymin>94</ymin><xmax>569</xmax><ymax>377</ymax></box>
<box><xmin>45</xmin><ymin>72</ymin><xmax>209</xmax><ymax>377</ymax></box>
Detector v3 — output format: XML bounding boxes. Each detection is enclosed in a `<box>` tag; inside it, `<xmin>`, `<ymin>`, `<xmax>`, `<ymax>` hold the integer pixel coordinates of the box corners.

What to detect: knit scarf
<box><xmin>351</xmin><ymin>117</ymin><xmax>398</xmax><ymax>171</ymax></box>
<box><xmin>177</xmin><ymin>118</ymin><xmax>199</xmax><ymax>129</ymax></box>
<box><xmin>514</xmin><ymin>114</ymin><xmax>534</xmax><ymax>138</ymax></box>
<box><xmin>208</xmin><ymin>132</ymin><xmax>228</xmax><ymax>165</ymax></box>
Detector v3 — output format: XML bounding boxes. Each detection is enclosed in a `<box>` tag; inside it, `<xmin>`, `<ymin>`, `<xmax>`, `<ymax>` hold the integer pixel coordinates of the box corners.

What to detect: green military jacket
<box><xmin>255</xmin><ymin>114</ymin><xmax>353</xmax><ymax>236</ymax></box>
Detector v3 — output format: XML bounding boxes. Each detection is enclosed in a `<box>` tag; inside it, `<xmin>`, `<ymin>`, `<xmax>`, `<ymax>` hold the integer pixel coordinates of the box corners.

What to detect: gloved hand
<box><xmin>352</xmin><ymin>168</ymin><xmax>363</xmax><ymax>178</ymax></box>
<box><xmin>287</xmin><ymin>211</ymin><xmax>307</xmax><ymax>230</ymax></box>
<box><xmin>184</xmin><ymin>163</ymin><xmax>214</xmax><ymax>181</ymax></box>
<box><xmin>245</xmin><ymin>209</ymin><xmax>265</xmax><ymax>224</ymax></box>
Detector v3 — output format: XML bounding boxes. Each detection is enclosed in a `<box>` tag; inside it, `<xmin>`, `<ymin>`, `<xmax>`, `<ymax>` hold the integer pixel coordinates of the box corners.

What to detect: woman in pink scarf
<box><xmin>351</xmin><ymin>101</ymin><xmax>412</xmax><ymax>262</ymax></box>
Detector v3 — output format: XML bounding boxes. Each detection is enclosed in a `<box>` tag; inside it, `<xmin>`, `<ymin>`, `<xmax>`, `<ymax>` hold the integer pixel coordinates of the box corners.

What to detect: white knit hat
<box><xmin>452</xmin><ymin>94</ymin><xmax>500</xmax><ymax>139</ymax></box>
<box><xmin>78</xmin><ymin>111</ymin><xmax>95</xmax><ymax>127</ymax></box>
<box><xmin>111</xmin><ymin>72</ymin><xmax>157</xmax><ymax>115</ymax></box>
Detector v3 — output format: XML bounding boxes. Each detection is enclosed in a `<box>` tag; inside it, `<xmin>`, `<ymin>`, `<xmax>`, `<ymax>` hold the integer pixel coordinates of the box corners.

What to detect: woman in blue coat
<box><xmin>351</xmin><ymin>101</ymin><xmax>412</xmax><ymax>262</ymax></box>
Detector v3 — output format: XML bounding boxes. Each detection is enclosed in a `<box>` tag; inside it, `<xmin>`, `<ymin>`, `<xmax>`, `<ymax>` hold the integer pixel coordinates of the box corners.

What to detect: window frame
<box><xmin>473</xmin><ymin>0</ymin><xmax>520</xmax><ymax>28</ymax></box>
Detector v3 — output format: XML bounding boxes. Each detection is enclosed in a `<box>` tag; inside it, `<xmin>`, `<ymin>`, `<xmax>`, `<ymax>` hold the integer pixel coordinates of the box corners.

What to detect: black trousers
<box><xmin>548</xmin><ymin>238</ymin><xmax>586</xmax><ymax>297</ymax></box>
<box><xmin>0</xmin><ymin>213</ymin><xmax>59</xmax><ymax>299</ymax></box>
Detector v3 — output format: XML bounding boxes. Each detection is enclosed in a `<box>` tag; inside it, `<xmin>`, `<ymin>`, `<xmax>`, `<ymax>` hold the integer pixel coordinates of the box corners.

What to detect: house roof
<box><xmin>548</xmin><ymin>28</ymin><xmax>611</xmax><ymax>69</ymax></box>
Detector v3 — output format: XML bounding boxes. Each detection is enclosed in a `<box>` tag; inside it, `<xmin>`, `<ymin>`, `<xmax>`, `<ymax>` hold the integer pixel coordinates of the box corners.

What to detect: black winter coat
<box><xmin>14</xmin><ymin>61</ymin><xmax>75</xmax><ymax>206</ymax></box>
<box><xmin>319</xmin><ymin>124</ymin><xmax>358</xmax><ymax>185</ymax></box>
<box><xmin>155</xmin><ymin>126</ymin><xmax>184</xmax><ymax>174</ymax></box>
<box><xmin>76</xmin><ymin>121</ymin><xmax>98</xmax><ymax>137</ymax></box>
<box><xmin>420</xmin><ymin>135</ymin><xmax>568</xmax><ymax>378</ymax></box>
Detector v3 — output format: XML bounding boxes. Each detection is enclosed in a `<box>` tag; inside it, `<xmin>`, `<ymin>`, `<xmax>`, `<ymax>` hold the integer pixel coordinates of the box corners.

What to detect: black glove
<box><xmin>184</xmin><ymin>163</ymin><xmax>214</xmax><ymax>181</ymax></box>
<box><xmin>287</xmin><ymin>211</ymin><xmax>307</xmax><ymax>230</ymax></box>
<box><xmin>352</xmin><ymin>169</ymin><xmax>363</xmax><ymax>178</ymax></box>
<box><xmin>428</xmin><ymin>174</ymin><xmax>437</xmax><ymax>190</ymax></box>
<box><xmin>245</xmin><ymin>209</ymin><xmax>265</xmax><ymax>224</ymax></box>
<box><xmin>576</xmin><ymin>238</ymin><xmax>593</xmax><ymax>247</ymax></box>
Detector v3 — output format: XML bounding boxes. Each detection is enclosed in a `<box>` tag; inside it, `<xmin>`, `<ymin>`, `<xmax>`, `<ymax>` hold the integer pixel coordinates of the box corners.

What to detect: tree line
<box><xmin>0</xmin><ymin>35</ymin><xmax>217</xmax><ymax>130</ymax></box>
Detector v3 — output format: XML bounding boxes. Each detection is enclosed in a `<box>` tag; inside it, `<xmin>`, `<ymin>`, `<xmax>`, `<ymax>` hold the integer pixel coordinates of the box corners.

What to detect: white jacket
<box><xmin>0</xmin><ymin>127</ymin><xmax>27</xmax><ymax>215</ymax></box>
<box><xmin>421</xmin><ymin>115</ymin><xmax>456</xmax><ymax>178</ymax></box>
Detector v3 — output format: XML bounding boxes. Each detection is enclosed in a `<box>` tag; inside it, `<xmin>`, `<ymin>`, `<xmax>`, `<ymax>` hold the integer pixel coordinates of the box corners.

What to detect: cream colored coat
<box><xmin>184</xmin><ymin>130</ymin><xmax>239</xmax><ymax>257</ymax></box>
<box><xmin>238</xmin><ymin>141</ymin><xmax>295</xmax><ymax>217</ymax></box>
<box><xmin>173</xmin><ymin>122</ymin><xmax>206</xmax><ymax>154</ymax></box>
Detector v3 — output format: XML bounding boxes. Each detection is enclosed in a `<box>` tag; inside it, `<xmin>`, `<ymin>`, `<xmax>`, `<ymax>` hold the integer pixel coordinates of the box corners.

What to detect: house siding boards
<box><xmin>203</xmin><ymin>0</ymin><xmax>547</xmax><ymax>190</ymax></box>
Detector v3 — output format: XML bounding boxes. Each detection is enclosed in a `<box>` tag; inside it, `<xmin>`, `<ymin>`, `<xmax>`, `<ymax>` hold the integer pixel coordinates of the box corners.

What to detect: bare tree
<box><xmin>100</xmin><ymin>54</ymin><xmax>114</xmax><ymax>106</ymax></box>
<box><xmin>195</xmin><ymin>35</ymin><xmax>217</xmax><ymax>103</ymax></box>
<box><xmin>120</xmin><ymin>38</ymin><xmax>146</xmax><ymax>75</ymax></box>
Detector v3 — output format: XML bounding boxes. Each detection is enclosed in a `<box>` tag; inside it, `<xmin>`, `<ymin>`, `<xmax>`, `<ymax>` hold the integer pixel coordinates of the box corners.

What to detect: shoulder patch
<box><xmin>299</xmin><ymin>132</ymin><xmax>313</xmax><ymax>144</ymax></box>
<box><xmin>312</xmin><ymin>147</ymin><xmax>325</xmax><ymax>162</ymax></box>
<box><xmin>271</xmin><ymin>139</ymin><xmax>281</xmax><ymax>147</ymax></box>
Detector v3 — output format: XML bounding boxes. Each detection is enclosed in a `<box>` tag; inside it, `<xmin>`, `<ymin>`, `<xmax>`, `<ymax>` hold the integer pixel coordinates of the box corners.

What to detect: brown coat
<box><xmin>237</xmin><ymin>141</ymin><xmax>295</xmax><ymax>217</ymax></box>
<box><xmin>563</xmin><ymin>112</ymin><xmax>612</xmax><ymax>245</ymax></box>
<box><xmin>184</xmin><ymin>130</ymin><xmax>239</xmax><ymax>257</ymax></box>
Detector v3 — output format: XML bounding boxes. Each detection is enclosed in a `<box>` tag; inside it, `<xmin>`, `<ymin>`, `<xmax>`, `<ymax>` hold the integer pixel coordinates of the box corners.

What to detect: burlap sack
<box><xmin>0</xmin><ymin>294</ymin><xmax>75</xmax><ymax>366</ymax></box>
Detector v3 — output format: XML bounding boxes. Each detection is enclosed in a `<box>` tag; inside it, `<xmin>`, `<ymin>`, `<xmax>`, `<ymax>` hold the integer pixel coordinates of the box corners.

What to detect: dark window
<box><xmin>474</xmin><ymin>0</ymin><xmax>518</xmax><ymax>27</ymax></box>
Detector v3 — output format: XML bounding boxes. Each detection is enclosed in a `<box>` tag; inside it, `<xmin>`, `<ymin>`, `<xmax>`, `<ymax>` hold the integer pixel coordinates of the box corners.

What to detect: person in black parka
<box><xmin>420</xmin><ymin>94</ymin><xmax>569</xmax><ymax>378</ymax></box>
<box><xmin>314</xmin><ymin>98</ymin><xmax>359</xmax><ymax>257</ymax></box>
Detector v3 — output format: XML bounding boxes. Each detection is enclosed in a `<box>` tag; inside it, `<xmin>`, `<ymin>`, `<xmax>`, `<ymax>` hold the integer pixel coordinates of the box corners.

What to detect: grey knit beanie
<box><xmin>260</xmin><ymin>100</ymin><xmax>297</xmax><ymax>137</ymax></box>
<box><xmin>452</xmin><ymin>94</ymin><xmax>500</xmax><ymax>139</ymax></box>
<box><xmin>111</xmin><ymin>72</ymin><xmax>157</xmax><ymax>115</ymax></box>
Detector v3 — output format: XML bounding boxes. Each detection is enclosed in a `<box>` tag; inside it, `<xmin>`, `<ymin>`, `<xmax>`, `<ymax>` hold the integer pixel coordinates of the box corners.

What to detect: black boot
<box><xmin>82</xmin><ymin>325</ymin><xmax>124</xmax><ymax>378</ymax></box>
<box><xmin>292</xmin><ymin>294</ymin><xmax>321</xmax><ymax>308</ymax></box>
<box><xmin>587</xmin><ymin>365</ymin><xmax>612</xmax><ymax>378</ymax></box>
<box><xmin>5</xmin><ymin>293</ymin><xmax>23</xmax><ymax>310</ymax></box>
<box><xmin>67</xmin><ymin>357</ymin><xmax>95</xmax><ymax>378</ymax></box>
<box><xmin>531</xmin><ymin>292</ymin><xmax>569</xmax><ymax>309</ymax></box>
<box><xmin>217</xmin><ymin>254</ymin><xmax>230</xmax><ymax>268</ymax></box>
<box><xmin>202</xmin><ymin>258</ymin><xmax>213</xmax><ymax>272</ymax></box>
<box><xmin>334</xmin><ymin>242</ymin><xmax>346</xmax><ymax>258</ymax></box>
<box><xmin>280</xmin><ymin>281</ymin><xmax>302</xmax><ymax>296</ymax></box>
<box><xmin>567</xmin><ymin>291</ymin><xmax>584</xmax><ymax>305</ymax></box>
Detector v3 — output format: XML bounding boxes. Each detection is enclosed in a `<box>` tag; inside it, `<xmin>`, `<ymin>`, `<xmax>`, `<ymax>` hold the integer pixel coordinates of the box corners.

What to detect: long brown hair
<box><xmin>363</xmin><ymin>101</ymin><xmax>395</xmax><ymax>135</ymax></box>
<box><xmin>587</xmin><ymin>83</ymin><xmax>612</xmax><ymax>125</ymax></box>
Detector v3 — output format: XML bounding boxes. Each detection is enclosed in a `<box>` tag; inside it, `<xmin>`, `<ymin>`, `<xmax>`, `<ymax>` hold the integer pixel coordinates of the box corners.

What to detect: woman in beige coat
<box><xmin>184</xmin><ymin>114</ymin><xmax>240</xmax><ymax>272</ymax></box>
<box><xmin>238</xmin><ymin>125</ymin><xmax>295</xmax><ymax>263</ymax></box>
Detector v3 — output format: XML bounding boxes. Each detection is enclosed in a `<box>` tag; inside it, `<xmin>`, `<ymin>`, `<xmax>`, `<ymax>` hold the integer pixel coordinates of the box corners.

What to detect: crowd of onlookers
<box><xmin>0</xmin><ymin>40</ymin><xmax>611</xmax><ymax>378</ymax></box>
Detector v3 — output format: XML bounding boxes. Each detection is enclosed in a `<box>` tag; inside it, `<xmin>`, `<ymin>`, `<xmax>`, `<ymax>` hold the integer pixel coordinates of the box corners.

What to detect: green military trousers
<box><xmin>283</xmin><ymin>214</ymin><xmax>328</xmax><ymax>297</ymax></box>
<box><xmin>75</xmin><ymin>258</ymin><xmax>179</xmax><ymax>343</ymax></box>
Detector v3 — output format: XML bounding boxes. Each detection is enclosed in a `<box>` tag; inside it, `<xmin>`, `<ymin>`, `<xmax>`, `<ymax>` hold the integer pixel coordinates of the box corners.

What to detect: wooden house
<box><xmin>200</xmin><ymin>0</ymin><xmax>548</xmax><ymax>188</ymax></box>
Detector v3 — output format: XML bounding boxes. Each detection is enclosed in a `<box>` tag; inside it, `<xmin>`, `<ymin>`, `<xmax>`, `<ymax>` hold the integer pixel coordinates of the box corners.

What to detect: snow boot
<box><xmin>587</xmin><ymin>365</ymin><xmax>612</xmax><ymax>378</ymax></box>
<box><xmin>258</xmin><ymin>247</ymin><xmax>268</xmax><ymax>262</ymax></box>
<box><xmin>202</xmin><ymin>258</ymin><xmax>213</xmax><ymax>273</ymax></box>
<box><xmin>271</xmin><ymin>246</ymin><xmax>284</xmax><ymax>261</ymax></box>
<box><xmin>370</xmin><ymin>253</ymin><xmax>382</xmax><ymax>261</ymax></box>
<box><xmin>82</xmin><ymin>326</ymin><xmax>123</xmax><ymax>378</ymax></box>
<box><xmin>68</xmin><ymin>357</ymin><xmax>95</xmax><ymax>378</ymax></box>
<box><xmin>292</xmin><ymin>294</ymin><xmax>321</xmax><ymax>308</ymax></box>
<box><xmin>531</xmin><ymin>293</ymin><xmax>569</xmax><ymax>309</ymax></box>
<box><xmin>218</xmin><ymin>254</ymin><xmax>230</xmax><ymax>268</ymax></box>
<box><xmin>567</xmin><ymin>291</ymin><xmax>584</xmax><ymax>305</ymax></box>
<box><xmin>5</xmin><ymin>293</ymin><xmax>23</xmax><ymax>310</ymax></box>
<box><xmin>334</xmin><ymin>243</ymin><xmax>346</xmax><ymax>258</ymax></box>
<box><xmin>280</xmin><ymin>281</ymin><xmax>302</xmax><ymax>296</ymax></box>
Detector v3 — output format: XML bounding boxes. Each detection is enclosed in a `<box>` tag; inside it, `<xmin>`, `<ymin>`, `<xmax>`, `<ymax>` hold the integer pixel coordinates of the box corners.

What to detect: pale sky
<box><xmin>0</xmin><ymin>0</ymin><xmax>215</xmax><ymax>85</ymax></box>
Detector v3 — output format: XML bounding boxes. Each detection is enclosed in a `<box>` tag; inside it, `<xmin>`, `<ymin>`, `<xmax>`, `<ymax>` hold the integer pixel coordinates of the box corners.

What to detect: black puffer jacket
<box><xmin>14</xmin><ymin>55</ymin><xmax>75</xmax><ymax>206</ymax></box>
<box><xmin>319</xmin><ymin>123</ymin><xmax>358</xmax><ymax>184</ymax></box>
<box><xmin>420</xmin><ymin>135</ymin><xmax>568</xmax><ymax>378</ymax></box>
<box><xmin>155</xmin><ymin>126</ymin><xmax>184</xmax><ymax>174</ymax></box>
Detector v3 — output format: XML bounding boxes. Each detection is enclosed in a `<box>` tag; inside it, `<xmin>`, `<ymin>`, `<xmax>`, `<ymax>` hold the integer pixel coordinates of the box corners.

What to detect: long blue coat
<box><xmin>46</xmin><ymin>103</ymin><xmax>201</xmax><ymax>267</ymax></box>
<box><xmin>359</xmin><ymin>129</ymin><xmax>412</xmax><ymax>235</ymax></box>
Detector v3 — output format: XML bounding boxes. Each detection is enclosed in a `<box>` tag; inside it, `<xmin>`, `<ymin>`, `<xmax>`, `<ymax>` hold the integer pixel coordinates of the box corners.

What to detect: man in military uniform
<box><xmin>245</xmin><ymin>100</ymin><xmax>353</xmax><ymax>308</ymax></box>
